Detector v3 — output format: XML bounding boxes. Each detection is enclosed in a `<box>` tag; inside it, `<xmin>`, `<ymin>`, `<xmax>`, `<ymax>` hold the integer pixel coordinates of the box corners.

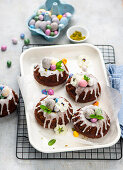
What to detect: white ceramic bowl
<box><xmin>67</xmin><ymin>26</ymin><xmax>89</xmax><ymax>43</ymax></box>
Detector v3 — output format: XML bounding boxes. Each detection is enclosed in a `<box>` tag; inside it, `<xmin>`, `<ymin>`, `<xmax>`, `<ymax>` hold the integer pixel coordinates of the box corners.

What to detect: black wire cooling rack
<box><xmin>16</xmin><ymin>44</ymin><xmax>122</xmax><ymax>160</ymax></box>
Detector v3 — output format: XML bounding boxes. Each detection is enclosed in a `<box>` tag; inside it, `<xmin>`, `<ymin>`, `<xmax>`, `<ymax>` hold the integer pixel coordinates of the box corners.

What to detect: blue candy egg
<box><xmin>30</xmin><ymin>25</ymin><xmax>35</xmax><ymax>29</ymax></box>
<box><xmin>41</xmin><ymin>12</ymin><xmax>45</xmax><ymax>16</ymax></box>
<box><xmin>20</xmin><ymin>33</ymin><xmax>25</xmax><ymax>39</ymax></box>
<box><xmin>69</xmin><ymin>73</ymin><xmax>73</xmax><ymax>78</ymax></box>
<box><xmin>0</xmin><ymin>86</ymin><xmax>4</xmax><ymax>91</ymax></box>
<box><xmin>55</xmin><ymin>98</ymin><xmax>59</xmax><ymax>103</ymax></box>
<box><xmin>60</xmin><ymin>17</ymin><xmax>68</xmax><ymax>27</ymax></box>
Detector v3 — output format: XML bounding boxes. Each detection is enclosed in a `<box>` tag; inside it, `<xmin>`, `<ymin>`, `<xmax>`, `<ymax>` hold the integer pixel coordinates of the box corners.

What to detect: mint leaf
<box><xmin>56</xmin><ymin>68</ymin><xmax>64</xmax><ymax>72</ymax></box>
<box><xmin>56</xmin><ymin>60</ymin><xmax>64</xmax><ymax>72</ymax></box>
<box><xmin>58</xmin><ymin>127</ymin><xmax>64</xmax><ymax>134</ymax></box>
<box><xmin>48</xmin><ymin>139</ymin><xmax>56</xmax><ymax>146</ymax></box>
<box><xmin>84</xmin><ymin>75</ymin><xmax>90</xmax><ymax>81</ymax></box>
<box><xmin>90</xmin><ymin>114</ymin><xmax>104</xmax><ymax>120</ymax></box>
<box><xmin>40</xmin><ymin>105</ymin><xmax>52</xmax><ymax>114</ymax></box>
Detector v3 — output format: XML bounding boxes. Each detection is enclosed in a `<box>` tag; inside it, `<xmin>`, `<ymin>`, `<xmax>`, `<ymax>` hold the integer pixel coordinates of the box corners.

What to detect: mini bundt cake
<box><xmin>66</xmin><ymin>73</ymin><xmax>101</xmax><ymax>103</ymax></box>
<box><xmin>0</xmin><ymin>84</ymin><xmax>18</xmax><ymax>117</ymax></box>
<box><xmin>34</xmin><ymin>57</ymin><xmax>69</xmax><ymax>86</ymax></box>
<box><xmin>34</xmin><ymin>96</ymin><xmax>73</xmax><ymax>129</ymax></box>
<box><xmin>72</xmin><ymin>105</ymin><xmax>110</xmax><ymax>138</ymax></box>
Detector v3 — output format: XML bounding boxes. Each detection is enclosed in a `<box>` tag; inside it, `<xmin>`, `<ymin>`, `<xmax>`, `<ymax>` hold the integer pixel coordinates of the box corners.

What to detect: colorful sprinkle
<box><xmin>47</xmin><ymin>89</ymin><xmax>54</xmax><ymax>95</ymax></box>
<box><xmin>41</xmin><ymin>89</ymin><xmax>47</xmax><ymax>95</ymax></box>
<box><xmin>73</xmin><ymin>131</ymin><xmax>79</xmax><ymax>137</ymax></box>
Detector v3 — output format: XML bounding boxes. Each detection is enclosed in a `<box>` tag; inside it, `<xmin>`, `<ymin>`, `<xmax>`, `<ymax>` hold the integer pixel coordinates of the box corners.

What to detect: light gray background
<box><xmin>0</xmin><ymin>0</ymin><xmax>123</xmax><ymax>169</ymax></box>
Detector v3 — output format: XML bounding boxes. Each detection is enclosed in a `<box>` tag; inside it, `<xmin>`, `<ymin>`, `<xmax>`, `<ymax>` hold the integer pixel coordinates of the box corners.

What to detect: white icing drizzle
<box><xmin>36</xmin><ymin>96</ymin><xmax>73</xmax><ymax>128</ymax></box>
<box><xmin>72</xmin><ymin>105</ymin><xmax>110</xmax><ymax>137</ymax></box>
<box><xmin>0</xmin><ymin>85</ymin><xmax>17</xmax><ymax>115</ymax></box>
<box><xmin>35</xmin><ymin>59</ymin><xmax>69</xmax><ymax>82</ymax></box>
<box><xmin>66</xmin><ymin>73</ymin><xmax>100</xmax><ymax>102</ymax></box>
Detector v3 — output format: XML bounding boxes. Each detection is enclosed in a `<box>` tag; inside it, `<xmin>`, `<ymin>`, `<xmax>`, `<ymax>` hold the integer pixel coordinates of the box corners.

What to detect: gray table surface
<box><xmin>0</xmin><ymin>0</ymin><xmax>123</xmax><ymax>169</ymax></box>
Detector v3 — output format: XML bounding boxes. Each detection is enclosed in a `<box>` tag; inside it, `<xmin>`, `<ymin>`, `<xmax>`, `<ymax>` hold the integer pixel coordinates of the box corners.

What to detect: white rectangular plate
<box><xmin>19</xmin><ymin>43</ymin><xmax>121</xmax><ymax>153</ymax></box>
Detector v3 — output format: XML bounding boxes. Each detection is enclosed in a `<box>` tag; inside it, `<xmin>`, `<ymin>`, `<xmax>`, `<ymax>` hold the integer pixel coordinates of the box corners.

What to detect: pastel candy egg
<box><xmin>90</xmin><ymin>118</ymin><xmax>98</xmax><ymax>123</ymax></box>
<box><xmin>54</xmin><ymin>30</ymin><xmax>58</xmax><ymax>35</ymax></box>
<box><xmin>65</xmin><ymin>12</ymin><xmax>72</xmax><ymax>18</ymax></box>
<box><xmin>29</xmin><ymin>19</ymin><xmax>35</xmax><ymax>25</ymax></box>
<box><xmin>51</xmin><ymin>59</ymin><xmax>57</xmax><ymax>65</ymax></box>
<box><xmin>46</xmin><ymin>99</ymin><xmax>55</xmax><ymax>111</ymax></box>
<box><xmin>45</xmin><ymin>29</ymin><xmax>51</xmax><ymax>36</ymax></box>
<box><xmin>35</xmin><ymin>20</ymin><xmax>42</xmax><ymax>29</ymax></box>
<box><xmin>0</xmin><ymin>86</ymin><xmax>4</xmax><ymax>91</ymax></box>
<box><xmin>47</xmin><ymin>20</ymin><xmax>51</xmax><ymax>25</ymax></box>
<box><xmin>50</xmin><ymin>65</ymin><xmax>56</xmax><ymax>70</ymax></box>
<box><xmin>63</xmin><ymin>13</ymin><xmax>67</xmax><ymax>17</ymax></box>
<box><xmin>47</xmin><ymin>89</ymin><xmax>54</xmax><ymax>95</ymax></box>
<box><xmin>54</xmin><ymin>105</ymin><xmax>60</xmax><ymax>112</ymax></box>
<box><xmin>51</xmin><ymin>15</ymin><xmax>56</xmax><ymax>19</ymax></box>
<box><xmin>88</xmin><ymin>78</ymin><xmax>94</xmax><ymax>86</ymax></box>
<box><xmin>57</xmin><ymin>15</ymin><xmax>63</xmax><ymax>20</ymax></box>
<box><xmin>2</xmin><ymin>87</ymin><xmax>10</xmax><ymax>97</ymax></box>
<box><xmin>78</xmin><ymin>80</ymin><xmax>88</xmax><ymax>87</ymax></box>
<box><xmin>55</xmin><ymin>98</ymin><xmax>59</xmax><ymax>103</ymax></box>
<box><xmin>46</xmin><ymin>24</ymin><xmax>51</xmax><ymax>30</ymax></box>
<box><xmin>12</xmin><ymin>38</ymin><xmax>18</xmax><ymax>45</ymax></box>
<box><xmin>50</xmin><ymin>32</ymin><xmax>54</xmax><ymax>36</ymax></box>
<box><xmin>30</xmin><ymin>25</ymin><xmax>35</xmax><ymax>29</ymax></box>
<box><xmin>51</xmin><ymin>22</ymin><xmax>58</xmax><ymax>31</ymax></box>
<box><xmin>20</xmin><ymin>33</ymin><xmax>25</xmax><ymax>39</ymax></box>
<box><xmin>42</xmin><ymin>57</ymin><xmax>52</xmax><ymax>69</ymax></box>
<box><xmin>40</xmin><ymin>21</ymin><xmax>47</xmax><ymax>31</ymax></box>
<box><xmin>1</xmin><ymin>45</ymin><xmax>7</xmax><ymax>51</ymax></box>
<box><xmin>52</xmin><ymin>17</ymin><xmax>59</xmax><ymax>24</ymax></box>
<box><xmin>60</xmin><ymin>17</ymin><xmax>68</xmax><ymax>26</ymax></box>
<box><xmin>41</xmin><ymin>89</ymin><xmax>47</xmax><ymax>95</ymax></box>
<box><xmin>39</xmin><ymin>15</ymin><xmax>44</xmax><ymax>21</ymax></box>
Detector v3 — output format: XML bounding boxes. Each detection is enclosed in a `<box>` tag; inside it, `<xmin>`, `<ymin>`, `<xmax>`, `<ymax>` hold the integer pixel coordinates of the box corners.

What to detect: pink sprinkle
<box><xmin>78</xmin><ymin>80</ymin><xmax>88</xmax><ymax>87</ymax></box>
<box><xmin>47</xmin><ymin>89</ymin><xmax>54</xmax><ymax>95</ymax></box>
<box><xmin>1</xmin><ymin>45</ymin><xmax>7</xmax><ymax>51</ymax></box>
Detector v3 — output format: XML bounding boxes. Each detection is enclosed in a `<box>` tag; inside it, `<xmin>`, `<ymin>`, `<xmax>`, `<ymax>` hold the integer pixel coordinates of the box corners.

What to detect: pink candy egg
<box><xmin>45</xmin><ymin>29</ymin><xmax>51</xmax><ymax>36</ymax></box>
<box><xmin>1</xmin><ymin>45</ymin><xmax>7</xmax><ymax>51</ymax></box>
<box><xmin>78</xmin><ymin>80</ymin><xmax>88</xmax><ymax>87</ymax></box>
<box><xmin>90</xmin><ymin>118</ymin><xmax>97</xmax><ymax>123</ymax></box>
<box><xmin>63</xmin><ymin>14</ymin><xmax>67</xmax><ymax>17</ymax></box>
<box><xmin>48</xmin><ymin>89</ymin><xmax>54</xmax><ymax>95</ymax></box>
<box><xmin>39</xmin><ymin>15</ymin><xmax>44</xmax><ymax>21</ymax></box>
<box><xmin>12</xmin><ymin>38</ymin><xmax>18</xmax><ymax>45</ymax></box>
<box><xmin>54</xmin><ymin>30</ymin><xmax>58</xmax><ymax>35</ymax></box>
<box><xmin>50</xmin><ymin>65</ymin><xmax>56</xmax><ymax>70</ymax></box>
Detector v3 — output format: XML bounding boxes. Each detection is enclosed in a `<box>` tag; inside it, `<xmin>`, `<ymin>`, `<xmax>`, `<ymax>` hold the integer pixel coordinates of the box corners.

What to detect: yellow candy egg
<box><xmin>51</xmin><ymin>59</ymin><xmax>57</xmax><ymax>65</ymax></box>
<box><xmin>57</xmin><ymin>15</ymin><xmax>63</xmax><ymax>20</ymax></box>
<box><xmin>73</xmin><ymin>131</ymin><xmax>79</xmax><ymax>137</ymax></box>
<box><xmin>2</xmin><ymin>87</ymin><xmax>10</xmax><ymax>97</ymax></box>
<box><xmin>62</xmin><ymin>58</ymin><xmax>67</xmax><ymax>64</ymax></box>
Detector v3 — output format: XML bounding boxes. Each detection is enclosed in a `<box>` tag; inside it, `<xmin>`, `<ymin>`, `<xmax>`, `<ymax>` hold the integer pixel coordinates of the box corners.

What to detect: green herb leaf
<box><xmin>0</xmin><ymin>95</ymin><xmax>5</xmax><ymax>99</ymax></box>
<box><xmin>48</xmin><ymin>139</ymin><xmax>56</xmax><ymax>146</ymax></box>
<box><xmin>40</xmin><ymin>105</ymin><xmax>52</xmax><ymax>114</ymax></box>
<box><xmin>90</xmin><ymin>114</ymin><xmax>104</xmax><ymax>120</ymax></box>
<box><xmin>84</xmin><ymin>75</ymin><xmax>90</xmax><ymax>81</ymax></box>
<box><xmin>58</xmin><ymin>127</ymin><xmax>64</xmax><ymax>134</ymax></box>
<box><xmin>56</xmin><ymin>60</ymin><xmax>64</xmax><ymax>72</ymax></box>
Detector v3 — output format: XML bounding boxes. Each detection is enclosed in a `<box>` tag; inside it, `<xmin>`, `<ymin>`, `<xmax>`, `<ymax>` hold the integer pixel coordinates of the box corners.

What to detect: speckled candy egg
<box><xmin>2</xmin><ymin>87</ymin><xmax>10</xmax><ymax>97</ymax></box>
<box><xmin>50</xmin><ymin>65</ymin><xmax>56</xmax><ymax>70</ymax></box>
<box><xmin>51</xmin><ymin>15</ymin><xmax>56</xmax><ymax>19</ymax></box>
<box><xmin>46</xmin><ymin>99</ymin><xmax>55</xmax><ymax>111</ymax></box>
<box><xmin>35</xmin><ymin>20</ymin><xmax>42</xmax><ymax>29</ymax></box>
<box><xmin>60</xmin><ymin>17</ymin><xmax>68</xmax><ymax>26</ymax></box>
<box><xmin>47</xmin><ymin>20</ymin><xmax>51</xmax><ymax>25</ymax></box>
<box><xmin>47</xmin><ymin>89</ymin><xmax>54</xmax><ymax>95</ymax></box>
<box><xmin>45</xmin><ymin>29</ymin><xmax>51</xmax><ymax>36</ymax></box>
<box><xmin>52</xmin><ymin>17</ymin><xmax>59</xmax><ymax>24</ymax></box>
<box><xmin>78</xmin><ymin>80</ymin><xmax>88</xmax><ymax>87</ymax></box>
<box><xmin>42</xmin><ymin>57</ymin><xmax>52</xmax><ymax>69</ymax></box>
<box><xmin>39</xmin><ymin>15</ymin><xmax>44</xmax><ymax>21</ymax></box>
<box><xmin>29</xmin><ymin>19</ymin><xmax>35</xmax><ymax>26</ymax></box>
<box><xmin>51</xmin><ymin>22</ymin><xmax>58</xmax><ymax>31</ymax></box>
<box><xmin>90</xmin><ymin>118</ymin><xmax>98</xmax><ymax>123</ymax></box>
<box><xmin>40</xmin><ymin>21</ymin><xmax>47</xmax><ymax>32</ymax></box>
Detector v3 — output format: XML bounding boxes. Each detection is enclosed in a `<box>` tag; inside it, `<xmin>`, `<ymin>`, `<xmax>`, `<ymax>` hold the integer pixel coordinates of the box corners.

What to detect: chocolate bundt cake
<box><xmin>34</xmin><ymin>57</ymin><xmax>69</xmax><ymax>86</ymax></box>
<box><xmin>34</xmin><ymin>96</ymin><xmax>73</xmax><ymax>129</ymax></box>
<box><xmin>66</xmin><ymin>73</ymin><xmax>101</xmax><ymax>103</ymax></box>
<box><xmin>0</xmin><ymin>84</ymin><xmax>18</xmax><ymax>117</ymax></box>
<box><xmin>72</xmin><ymin>105</ymin><xmax>110</xmax><ymax>138</ymax></box>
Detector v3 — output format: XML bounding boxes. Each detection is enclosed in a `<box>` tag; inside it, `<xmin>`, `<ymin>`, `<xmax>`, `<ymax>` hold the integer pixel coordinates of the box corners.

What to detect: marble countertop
<box><xmin>0</xmin><ymin>0</ymin><xmax>123</xmax><ymax>169</ymax></box>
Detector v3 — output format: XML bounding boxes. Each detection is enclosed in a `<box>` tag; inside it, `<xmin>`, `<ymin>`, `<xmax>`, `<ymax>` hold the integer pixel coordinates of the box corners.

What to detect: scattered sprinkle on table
<box><xmin>70</xmin><ymin>31</ymin><xmax>86</xmax><ymax>41</ymax></box>
<box><xmin>12</xmin><ymin>38</ymin><xmax>18</xmax><ymax>45</ymax></box>
<box><xmin>20</xmin><ymin>33</ymin><xmax>25</xmax><ymax>39</ymax></box>
<box><xmin>1</xmin><ymin>45</ymin><xmax>7</xmax><ymax>51</ymax></box>
<box><xmin>7</xmin><ymin>61</ymin><xmax>12</xmax><ymax>68</ymax></box>
<box><xmin>24</xmin><ymin>39</ymin><xmax>30</xmax><ymax>45</ymax></box>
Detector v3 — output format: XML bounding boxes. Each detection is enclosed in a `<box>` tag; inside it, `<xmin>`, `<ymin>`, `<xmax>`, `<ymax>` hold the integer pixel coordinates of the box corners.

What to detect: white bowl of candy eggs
<box><xmin>67</xmin><ymin>25</ymin><xmax>89</xmax><ymax>43</ymax></box>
